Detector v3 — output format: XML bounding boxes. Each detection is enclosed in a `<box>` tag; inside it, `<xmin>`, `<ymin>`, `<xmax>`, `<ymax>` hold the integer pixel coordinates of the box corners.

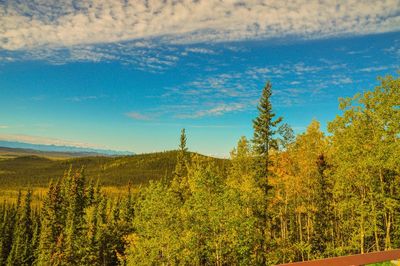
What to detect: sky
<box><xmin>0</xmin><ymin>0</ymin><xmax>399</xmax><ymax>157</ymax></box>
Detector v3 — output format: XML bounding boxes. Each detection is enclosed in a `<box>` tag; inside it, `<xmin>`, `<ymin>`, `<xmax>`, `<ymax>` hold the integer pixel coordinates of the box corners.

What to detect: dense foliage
<box><xmin>0</xmin><ymin>74</ymin><xmax>398</xmax><ymax>265</ymax></box>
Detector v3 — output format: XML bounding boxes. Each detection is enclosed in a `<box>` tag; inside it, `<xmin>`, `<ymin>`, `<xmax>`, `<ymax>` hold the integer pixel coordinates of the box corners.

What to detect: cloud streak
<box><xmin>126</xmin><ymin>112</ymin><xmax>153</xmax><ymax>121</ymax></box>
<box><xmin>67</xmin><ymin>95</ymin><xmax>103</xmax><ymax>102</ymax></box>
<box><xmin>1</xmin><ymin>0</ymin><xmax>399</xmax><ymax>51</ymax></box>
<box><xmin>176</xmin><ymin>103</ymin><xmax>247</xmax><ymax>119</ymax></box>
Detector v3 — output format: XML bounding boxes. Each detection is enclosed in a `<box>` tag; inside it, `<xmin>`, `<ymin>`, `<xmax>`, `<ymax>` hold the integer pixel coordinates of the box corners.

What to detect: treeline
<box><xmin>0</xmin><ymin>74</ymin><xmax>399</xmax><ymax>265</ymax></box>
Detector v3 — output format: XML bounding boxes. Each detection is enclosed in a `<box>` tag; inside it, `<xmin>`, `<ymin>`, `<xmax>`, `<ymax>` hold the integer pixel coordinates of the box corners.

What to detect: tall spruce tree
<box><xmin>170</xmin><ymin>128</ymin><xmax>189</xmax><ymax>201</ymax></box>
<box><xmin>7</xmin><ymin>190</ymin><xmax>34</xmax><ymax>266</ymax></box>
<box><xmin>253</xmin><ymin>81</ymin><xmax>283</xmax><ymax>189</ymax></box>
<box><xmin>37</xmin><ymin>180</ymin><xmax>63</xmax><ymax>265</ymax></box>
<box><xmin>252</xmin><ymin>81</ymin><xmax>282</xmax><ymax>264</ymax></box>
<box><xmin>176</xmin><ymin>128</ymin><xmax>188</xmax><ymax>177</ymax></box>
<box><xmin>0</xmin><ymin>198</ymin><xmax>20</xmax><ymax>266</ymax></box>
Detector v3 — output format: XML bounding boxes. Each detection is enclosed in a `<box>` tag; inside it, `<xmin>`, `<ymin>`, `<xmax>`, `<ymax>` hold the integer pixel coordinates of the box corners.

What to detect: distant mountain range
<box><xmin>0</xmin><ymin>140</ymin><xmax>134</xmax><ymax>156</ymax></box>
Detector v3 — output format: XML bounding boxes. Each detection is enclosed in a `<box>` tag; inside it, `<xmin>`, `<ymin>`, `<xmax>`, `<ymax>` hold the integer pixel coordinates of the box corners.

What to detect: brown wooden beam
<box><xmin>278</xmin><ymin>249</ymin><xmax>400</xmax><ymax>266</ymax></box>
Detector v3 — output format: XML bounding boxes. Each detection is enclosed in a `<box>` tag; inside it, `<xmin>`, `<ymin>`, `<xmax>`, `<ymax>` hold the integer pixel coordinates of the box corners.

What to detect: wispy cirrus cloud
<box><xmin>184</xmin><ymin>47</ymin><xmax>218</xmax><ymax>55</ymax></box>
<box><xmin>0</xmin><ymin>125</ymin><xmax>9</xmax><ymax>129</ymax></box>
<box><xmin>126</xmin><ymin>112</ymin><xmax>153</xmax><ymax>121</ymax></box>
<box><xmin>1</xmin><ymin>41</ymin><xmax>181</xmax><ymax>71</ymax></box>
<box><xmin>157</xmin><ymin>58</ymin><xmax>362</xmax><ymax>117</ymax></box>
<box><xmin>67</xmin><ymin>95</ymin><xmax>103</xmax><ymax>102</ymax></box>
<box><xmin>384</xmin><ymin>40</ymin><xmax>400</xmax><ymax>58</ymax></box>
<box><xmin>176</xmin><ymin>102</ymin><xmax>248</xmax><ymax>119</ymax></box>
<box><xmin>358</xmin><ymin>65</ymin><xmax>396</xmax><ymax>72</ymax></box>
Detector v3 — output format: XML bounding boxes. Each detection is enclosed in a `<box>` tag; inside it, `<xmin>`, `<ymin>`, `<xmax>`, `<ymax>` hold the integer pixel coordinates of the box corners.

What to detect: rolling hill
<box><xmin>0</xmin><ymin>148</ymin><xmax>229</xmax><ymax>189</ymax></box>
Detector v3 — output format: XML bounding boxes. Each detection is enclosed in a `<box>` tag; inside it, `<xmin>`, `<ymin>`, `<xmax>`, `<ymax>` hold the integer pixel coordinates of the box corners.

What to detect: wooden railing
<box><xmin>278</xmin><ymin>249</ymin><xmax>400</xmax><ymax>266</ymax></box>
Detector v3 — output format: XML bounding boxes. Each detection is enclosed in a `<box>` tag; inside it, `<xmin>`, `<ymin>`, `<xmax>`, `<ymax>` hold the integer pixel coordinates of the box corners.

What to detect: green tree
<box><xmin>7</xmin><ymin>190</ymin><xmax>34</xmax><ymax>266</ymax></box>
<box><xmin>127</xmin><ymin>181</ymin><xmax>182</xmax><ymax>265</ymax></box>
<box><xmin>37</xmin><ymin>180</ymin><xmax>64</xmax><ymax>265</ymax></box>
<box><xmin>253</xmin><ymin>81</ymin><xmax>283</xmax><ymax>183</ymax></box>
<box><xmin>0</xmin><ymin>197</ymin><xmax>20</xmax><ymax>265</ymax></box>
<box><xmin>227</xmin><ymin>137</ymin><xmax>265</xmax><ymax>264</ymax></box>
<box><xmin>252</xmin><ymin>81</ymin><xmax>283</xmax><ymax>264</ymax></box>
<box><xmin>170</xmin><ymin>128</ymin><xmax>190</xmax><ymax>201</ymax></box>
<box><xmin>328</xmin><ymin>74</ymin><xmax>400</xmax><ymax>254</ymax></box>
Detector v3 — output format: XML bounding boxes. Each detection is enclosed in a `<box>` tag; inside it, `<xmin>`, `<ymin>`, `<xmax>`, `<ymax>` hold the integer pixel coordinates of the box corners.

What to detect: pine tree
<box><xmin>0</xmin><ymin>203</ymin><xmax>19</xmax><ymax>265</ymax></box>
<box><xmin>81</xmin><ymin>204</ymin><xmax>99</xmax><ymax>265</ymax></box>
<box><xmin>7</xmin><ymin>190</ymin><xmax>34</xmax><ymax>266</ymax></box>
<box><xmin>170</xmin><ymin>128</ymin><xmax>189</xmax><ymax>201</ymax></box>
<box><xmin>122</xmin><ymin>182</ymin><xmax>135</xmax><ymax>223</ymax></box>
<box><xmin>176</xmin><ymin>128</ymin><xmax>188</xmax><ymax>178</ymax></box>
<box><xmin>252</xmin><ymin>81</ymin><xmax>282</xmax><ymax>264</ymax></box>
<box><xmin>37</xmin><ymin>180</ymin><xmax>63</xmax><ymax>265</ymax></box>
<box><xmin>253</xmin><ymin>81</ymin><xmax>282</xmax><ymax>191</ymax></box>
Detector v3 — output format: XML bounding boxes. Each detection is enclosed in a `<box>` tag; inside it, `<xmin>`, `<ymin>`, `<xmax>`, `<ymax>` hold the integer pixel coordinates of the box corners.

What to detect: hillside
<box><xmin>0</xmin><ymin>149</ymin><xmax>229</xmax><ymax>189</ymax></box>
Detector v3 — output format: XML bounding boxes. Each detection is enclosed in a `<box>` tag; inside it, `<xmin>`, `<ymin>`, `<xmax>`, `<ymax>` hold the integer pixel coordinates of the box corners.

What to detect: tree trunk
<box><xmin>371</xmin><ymin>199</ymin><xmax>380</xmax><ymax>251</ymax></box>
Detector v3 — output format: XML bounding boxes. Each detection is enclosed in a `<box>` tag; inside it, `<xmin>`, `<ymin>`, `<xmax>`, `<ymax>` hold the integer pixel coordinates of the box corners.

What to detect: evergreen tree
<box><xmin>7</xmin><ymin>190</ymin><xmax>34</xmax><ymax>266</ymax></box>
<box><xmin>253</xmin><ymin>81</ymin><xmax>283</xmax><ymax>184</ymax></box>
<box><xmin>252</xmin><ymin>81</ymin><xmax>282</xmax><ymax>264</ymax></box>
<box><xmin>80</xmin><ymin>205</ymin><xmax>99</xmax><ymax>265</ymax></box>
<box><xmin>122</xmin><ymin>182</ymin><xmax>135</xmax><ymax>223</ymax></box>
<box><xmin>0</xmin><ymin>202</ymin><xmax>19</xmax><ymax>265</ymax></box>
<box><xmin>37</xmin><ymin>180</ymin><xmax>63</xmax><ymax>265</ymax></box>
<box><xmin>170</xmin><ymin>128</ymin><xmax>190</xmax><ymax>201</ymax></box>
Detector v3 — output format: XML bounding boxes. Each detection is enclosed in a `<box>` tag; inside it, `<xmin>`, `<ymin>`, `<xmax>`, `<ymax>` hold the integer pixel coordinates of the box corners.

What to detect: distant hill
<box><xmin>0</xmin><ymin>140</ymin><xmax>134</xmax><ymax>156</ymax></box>
<box><xmin>0</xmin><ymin>146</ymin><xmax>109</xmax><ymax>160</ymax></box>
<box><xmin>0</xmin><ymin>148</ymin><xmax>229</xmax><ymax>189</ymax></box>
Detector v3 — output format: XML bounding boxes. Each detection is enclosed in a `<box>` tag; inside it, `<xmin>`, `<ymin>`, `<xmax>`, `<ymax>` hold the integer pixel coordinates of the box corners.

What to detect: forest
<box><xmin>0</xmin><ymin>74</ymin><xmax>399</xmax><ymax>265</ymax></box>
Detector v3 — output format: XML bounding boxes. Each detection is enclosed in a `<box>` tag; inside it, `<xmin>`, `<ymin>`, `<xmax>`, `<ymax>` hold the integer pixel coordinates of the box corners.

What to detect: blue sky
<box><xmin>0</xmin><ymin>0</ymin><xmax>399</xmax><ymax>157</ymax></box>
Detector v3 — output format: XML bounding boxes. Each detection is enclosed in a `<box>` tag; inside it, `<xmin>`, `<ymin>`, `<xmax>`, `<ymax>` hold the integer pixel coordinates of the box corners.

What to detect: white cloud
<box><xmin>126</xmin><ymin>112</ymin><xmax>152</xmax><ymax>121</ymax></box>
<box><xmin>0</xmin><ymin>125</ymin><xmax>9</xmax><ymax>129</ymax></box>
<box><xmin>359</xmin><ymin>65</ymin><xmax>393</xmax><ymax>72</ymax></box>
<box><xmin>176</xmin><ymin>103</ymin><xmax>247</xmax><ymax>119</ymax></box>
<box><xmin>185</xmin><ymin>47</ymin><xmax>217</xmax><ymax>54</ymax></box>
<box><xmin>384</xmin><ymin>40</ymin><xmax>400</xmax><ymax>58</ymax></box>
<box><xmin>0</xmin><ymin>134</ymin><xmax>103</xmax><ymax>148</ymax></box>
<box><xmin>10</xmin><ymin>42</ymin><xmax>181</xmax><ymax>72</ymax></box>
<box><xmin>67</xmin><ymin>95</ymin><xmax>101</xmax><ymax>102</ymax></box>
<box><xmin>1</xmin><ymin>0</ymin><xmax>399</xmax><ymax>51</ymax></box>
<box><xmin>330</xmin><ymin>75</ymin><xmax>353</xmax><ymax>85</ymax></box>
